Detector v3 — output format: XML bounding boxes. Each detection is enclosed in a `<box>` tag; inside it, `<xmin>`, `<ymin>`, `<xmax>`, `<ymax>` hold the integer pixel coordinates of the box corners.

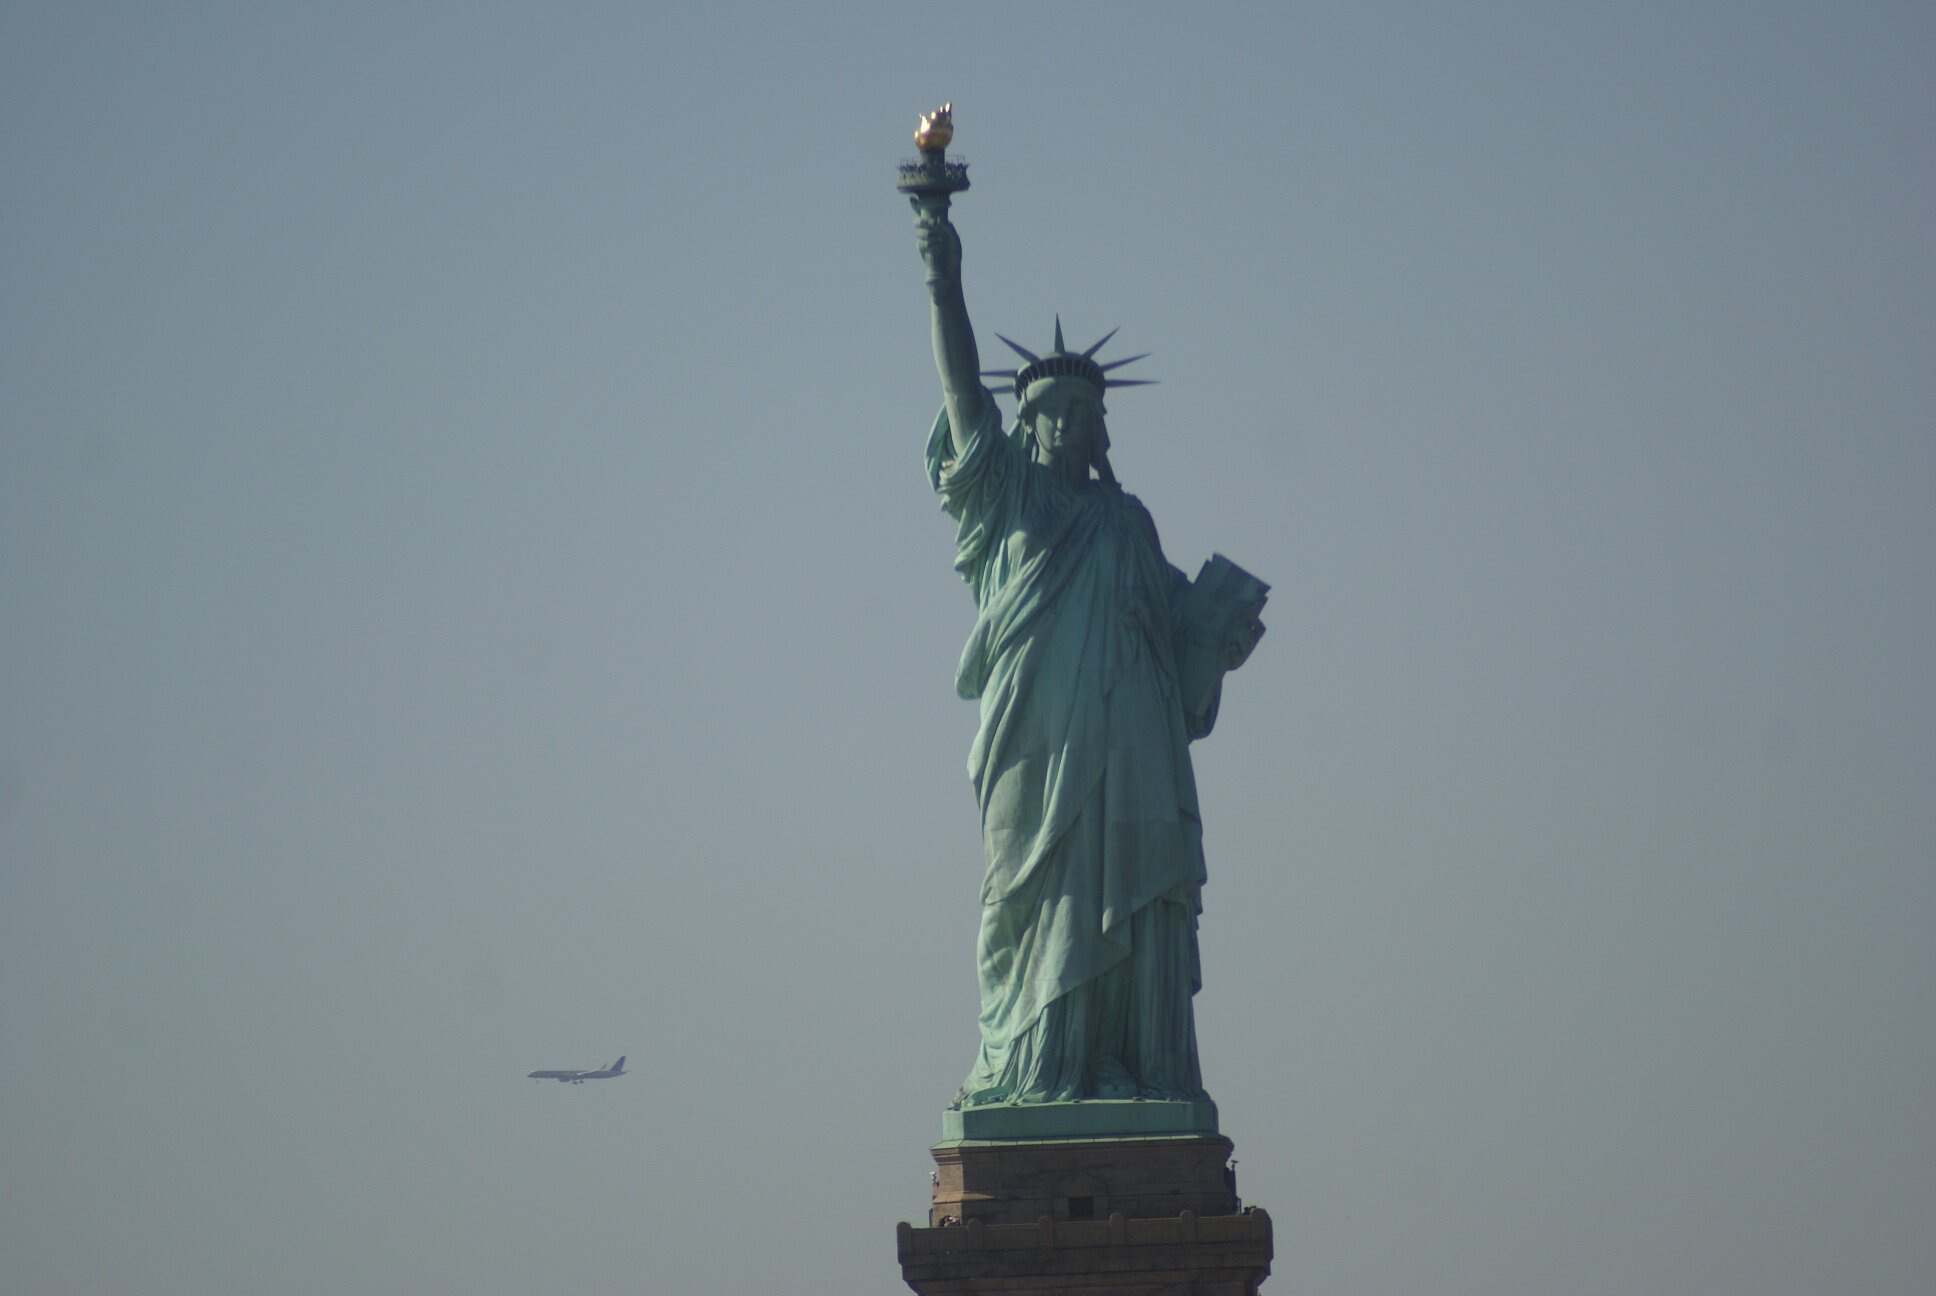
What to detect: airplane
<box><xmin>527</xmin><ymin>1056</ymin><xmax>627</xmax><ymax>1084</ymax></box>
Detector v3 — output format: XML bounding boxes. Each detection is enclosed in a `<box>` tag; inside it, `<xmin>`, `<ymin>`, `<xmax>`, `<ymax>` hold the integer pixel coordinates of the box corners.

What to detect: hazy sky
<box><xmin>3</xmin><ymin>4</ymin><xmax>1931</xmax><ymax>1294</ymax></box>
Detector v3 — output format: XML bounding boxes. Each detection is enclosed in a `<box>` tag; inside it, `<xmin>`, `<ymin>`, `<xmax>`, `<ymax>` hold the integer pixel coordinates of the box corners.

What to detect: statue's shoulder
<box><xmin>1112</xmin><ymin>489</ymin><xmax>1160</xmax><ymax>533</ymax></box>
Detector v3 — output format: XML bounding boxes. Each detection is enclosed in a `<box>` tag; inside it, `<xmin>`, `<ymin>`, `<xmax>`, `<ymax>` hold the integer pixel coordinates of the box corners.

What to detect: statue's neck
<box><xmin>1034</xmin><ymin>447</ymin><xmax>1093</xmax><ymax>491</ymax></box>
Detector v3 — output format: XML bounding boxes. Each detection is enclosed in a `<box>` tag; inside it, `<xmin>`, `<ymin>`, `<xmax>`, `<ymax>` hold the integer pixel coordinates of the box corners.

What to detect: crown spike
<box><xmin>1097</xmin><ymin>353</ymin><xmax>1150</xmax><ymax>372</ymax></box>
<box><xmin>993</xmin><ymin>333</ymin><xmax>1040</xmax><ymax>364</ymax></box>
<box><xmin>1103</xmin><ymin>378</ymin><xmax>1158</xmax><ymax>389</ymax></box>
<box><xmin>1053</xmin><ymin>316</ymin><xmax>1065</xmax><ymax>353</ymax></box>
<box><xmin>1082</xmin><ymin>328</ymin><xmax>1120</xmax><ymax>358</ymax></box>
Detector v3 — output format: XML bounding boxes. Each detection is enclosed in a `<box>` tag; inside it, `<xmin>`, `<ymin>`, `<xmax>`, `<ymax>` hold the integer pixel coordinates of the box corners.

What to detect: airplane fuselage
<box><xmin>527</xmin><ymin>1056</ymin><xmax>626</xmax><ymax>1084</ymax></box>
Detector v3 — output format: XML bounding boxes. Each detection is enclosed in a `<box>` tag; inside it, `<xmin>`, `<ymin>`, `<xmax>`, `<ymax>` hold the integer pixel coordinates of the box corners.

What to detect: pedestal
<box><xmin>897</xmin><ymin>1110</ymin><xmax>1273</xmax><ymax>1295</ymax></box>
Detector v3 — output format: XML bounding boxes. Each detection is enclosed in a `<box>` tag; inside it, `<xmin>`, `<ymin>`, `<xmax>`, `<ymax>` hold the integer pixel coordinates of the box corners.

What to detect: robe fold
<box><xmin>927</xmin><ymin>396</ymin><xmax>1216</xmax><ymax>1106</ymax></box>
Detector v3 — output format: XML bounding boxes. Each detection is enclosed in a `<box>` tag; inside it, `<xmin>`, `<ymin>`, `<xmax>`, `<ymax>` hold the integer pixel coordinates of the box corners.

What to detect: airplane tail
<box><xmin>611</xmin><ymin>1056</ymin><xmax>626</xmax><ymax>1074</ymax></box>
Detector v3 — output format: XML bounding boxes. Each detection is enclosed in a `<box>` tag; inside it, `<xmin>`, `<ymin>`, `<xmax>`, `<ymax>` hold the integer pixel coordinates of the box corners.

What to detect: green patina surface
<box><xmin>905</xmin><ymin>111</ymin><xmax>1266</xmax><ymax>1136</ymax></box>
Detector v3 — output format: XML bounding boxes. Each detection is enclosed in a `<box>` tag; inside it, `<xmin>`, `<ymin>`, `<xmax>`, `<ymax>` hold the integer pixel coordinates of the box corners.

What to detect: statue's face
<box><xmin>1025</xmin><ymin>380</ymin><xmax>1105</xmax><ymax>471</ymax></box>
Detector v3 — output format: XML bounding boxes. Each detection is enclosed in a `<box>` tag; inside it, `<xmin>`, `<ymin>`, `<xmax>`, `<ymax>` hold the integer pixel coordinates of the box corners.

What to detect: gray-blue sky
<box><xmin>3</xmin><ymin>3</ymin><xmax>1931</xmax><ymax>1293</ymax></box>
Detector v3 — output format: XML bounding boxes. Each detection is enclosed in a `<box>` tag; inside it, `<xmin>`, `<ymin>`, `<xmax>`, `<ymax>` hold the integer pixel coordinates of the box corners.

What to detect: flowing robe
<box><xmin>928</xmin><ymin>396</ymin><xmax>1219</xmax><ymax>1106</ymax></box>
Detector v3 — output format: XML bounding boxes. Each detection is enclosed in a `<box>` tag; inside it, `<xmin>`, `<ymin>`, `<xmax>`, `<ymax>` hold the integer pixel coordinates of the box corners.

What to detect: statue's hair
<box><xmin>1092</xmin><ymin>442</ymin><xmax>1121</xmax><ymax>490</ymax></box>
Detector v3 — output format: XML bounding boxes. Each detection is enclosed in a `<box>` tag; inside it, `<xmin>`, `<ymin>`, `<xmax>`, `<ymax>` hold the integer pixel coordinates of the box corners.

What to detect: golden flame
<box><xmin>914</xmin><ymin>103</ymin><xmax>954</xmax><ymax>152</ymax></box>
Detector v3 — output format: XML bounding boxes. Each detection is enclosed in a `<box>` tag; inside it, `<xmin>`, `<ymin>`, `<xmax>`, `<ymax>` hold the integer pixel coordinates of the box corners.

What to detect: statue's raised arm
<box><xmin>913</xmin><ymin>198</ymin><xmax>986</xmax><ymax>450</ymax></box>
<box><xmin>903</xmin><ymin>106</ymin><xmax>986</xmax><ymax>454</ymax></box>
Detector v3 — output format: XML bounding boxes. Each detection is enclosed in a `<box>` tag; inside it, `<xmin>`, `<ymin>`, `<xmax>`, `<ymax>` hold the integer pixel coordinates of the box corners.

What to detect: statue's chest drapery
<box><xmin>929</xmin><ymin>407</ymin><xmax>1179</xmax><ymax>704</ymax></box>
<box><xmin>1005</xmin><ymin>488</ymin><xmax>1158</xmax><ymax>642</ymax></box>
<box><xmin>971</xmin><ymin>477</ymin><xmax>1174</xmax><ymax>697</ymax></box>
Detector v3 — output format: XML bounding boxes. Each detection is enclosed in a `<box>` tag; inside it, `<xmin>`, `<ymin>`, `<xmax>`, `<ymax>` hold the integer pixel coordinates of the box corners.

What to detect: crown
<box><xmin>982</xmin><ymin>318</ymin><xmax>1155</xmax><ymax>404</ymax></box>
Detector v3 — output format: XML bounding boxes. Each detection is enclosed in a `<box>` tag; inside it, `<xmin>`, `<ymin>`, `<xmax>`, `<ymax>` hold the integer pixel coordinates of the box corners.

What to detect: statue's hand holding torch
<box><xmin>915</xmin><ymin>204</ymin><xmax>961</xmax><ymax>288</ymax></box>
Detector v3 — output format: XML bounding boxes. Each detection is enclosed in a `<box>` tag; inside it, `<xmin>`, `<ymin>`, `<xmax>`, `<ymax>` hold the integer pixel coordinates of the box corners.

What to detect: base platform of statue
<box><xmin>897</xmin><ymin>1103</ymin><xmax>1273</xmax><ymax>1295</ymax></box>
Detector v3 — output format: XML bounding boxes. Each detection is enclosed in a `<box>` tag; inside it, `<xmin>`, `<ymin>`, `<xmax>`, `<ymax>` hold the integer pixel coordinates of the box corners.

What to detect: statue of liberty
<box><xmin>904</xmin><ymin>108</ymin><xmax>1267</xmax><ymax>1114</ymax></box>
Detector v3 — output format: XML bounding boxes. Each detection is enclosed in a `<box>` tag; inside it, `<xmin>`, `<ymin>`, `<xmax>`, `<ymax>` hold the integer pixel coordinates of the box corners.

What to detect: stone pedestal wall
<box><xmin>899</xmin><ymin>1135</ymin><xmax>1272</xmax><ymax>1295</ymax></box>
<box><xmin>897</xmin><ymin>1208</ymin><xmax>1273</xmax><ymax>1296</ymax></box>
<box><xmin>931</xmin><ymin>1136</ymin><xmax>1239</xmax><ymax>1227</ymax></box>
